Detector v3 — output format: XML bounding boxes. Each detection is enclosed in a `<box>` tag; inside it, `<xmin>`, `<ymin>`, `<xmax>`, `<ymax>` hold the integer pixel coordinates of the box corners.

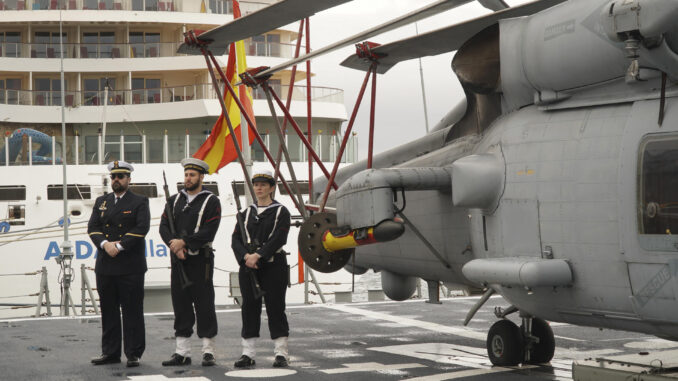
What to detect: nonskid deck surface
<box><xmin>0</xmin><ymin>296</ymin><xmax>671</xmax><ymax>380</ymax></box>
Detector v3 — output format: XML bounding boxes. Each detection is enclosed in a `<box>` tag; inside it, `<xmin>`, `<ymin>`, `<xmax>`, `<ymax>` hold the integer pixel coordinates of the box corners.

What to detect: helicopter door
<box><xmin>628</xmin><ymin>133</ymin><xmax>678</xmax><ymax>320</ymax></box>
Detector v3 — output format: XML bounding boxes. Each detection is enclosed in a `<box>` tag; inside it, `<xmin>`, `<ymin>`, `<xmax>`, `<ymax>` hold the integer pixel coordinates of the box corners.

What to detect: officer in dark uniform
<box><xmin>87</xmin><ymin>161</ymin><xmax>150</xmax><ymax>368</ymax></box>
<box><xmin>232</xmin><ymin>169</ymin><xmax>291</xmax><ymax>368</ymax></box>
<box><xmin>160</xmin><ymin>158</ymin><xmax>222</xmax><ymax>367</ymax></box>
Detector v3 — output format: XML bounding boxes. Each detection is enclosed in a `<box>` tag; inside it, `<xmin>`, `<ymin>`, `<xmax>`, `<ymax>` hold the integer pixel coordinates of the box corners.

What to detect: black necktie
<box><xmin>115</xmin><ymin>196</ymin><xmax>120</xmax><ymax>204</ymax></box>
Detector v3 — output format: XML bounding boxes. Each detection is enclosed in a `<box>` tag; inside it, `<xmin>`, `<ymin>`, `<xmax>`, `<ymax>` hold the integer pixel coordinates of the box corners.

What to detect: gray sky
<box><xmin>304</xmin><ymin>0</ymin><xmax>528</xmax><ymax>158</ymax></box>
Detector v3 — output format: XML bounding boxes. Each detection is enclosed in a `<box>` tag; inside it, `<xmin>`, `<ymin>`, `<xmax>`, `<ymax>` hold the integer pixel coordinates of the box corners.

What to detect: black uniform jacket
<box><xmin>159</xmin><ymin>189</ymin><xmax>221</xmax><ymax>252</ymax></box>
<box><xmin>232</xmin><ymin>200</ymin><xmax>291</xmax><ymax>266</ymax></box>
<box><xmin>87</xmin><ymin>191</ymin><xmax>151</xmax><ymax>275</ymax></box>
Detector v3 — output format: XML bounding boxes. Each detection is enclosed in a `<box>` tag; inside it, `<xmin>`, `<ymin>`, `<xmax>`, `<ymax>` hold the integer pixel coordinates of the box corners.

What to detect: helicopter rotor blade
<box><xmin>478</xmin><ymin>0</ymin><xmax>509</xmax><ymax>11</ymax></box>
<box><xmin>340</xmin><ymin>0</ymin><xmax>566</xmax><ymax>74</ymax></box>
<box><xmin>177</xmin><ymin>0</ymin><xmax>352</xmax><ymax>56</ymax></box>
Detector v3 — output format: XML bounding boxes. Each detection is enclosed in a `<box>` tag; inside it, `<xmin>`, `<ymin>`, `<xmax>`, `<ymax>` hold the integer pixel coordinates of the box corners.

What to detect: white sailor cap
<box><xmin>252</xmin><ymin>169</ymin><xmax>275</xmax><ymax>185</ymax></box>
<box><xmin>107</xmin><ymin>160</ymin><xmax>134</xmax><ymax>174</ymax></box>
<box><xmin>181</xmin><ymin>158</ymin><xmax>209</xmax><ymax>174</ymax></box>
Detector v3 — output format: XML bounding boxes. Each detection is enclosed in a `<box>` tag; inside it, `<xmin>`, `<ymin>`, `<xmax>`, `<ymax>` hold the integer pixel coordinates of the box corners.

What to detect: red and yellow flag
<box><xmin>193</xmin><ymin>0</ymin><xmax>256</xmax><ymax>174</ymax></box>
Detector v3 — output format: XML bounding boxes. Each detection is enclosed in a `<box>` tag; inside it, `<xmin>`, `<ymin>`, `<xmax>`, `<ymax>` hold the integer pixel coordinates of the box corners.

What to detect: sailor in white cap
<box><xmin>87</xmin><ymin>160</ymin><xmax>151</xmax><ymax>368</ymax></box>
<box><xmin>232</xmin><ymin>168</ymin><xmax>291</xmax><ymax>368</ymax></box>
<box><xmin>160</xmin><ymin>158</ymin><xmax>222</xmax><ymax>367</ymax></box>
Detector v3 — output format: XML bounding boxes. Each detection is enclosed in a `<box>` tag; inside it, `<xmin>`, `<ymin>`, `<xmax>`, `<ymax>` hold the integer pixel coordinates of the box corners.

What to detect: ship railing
<box><xmin>0</xmin><ymin>128</ymin><xmax>359</xmax><ymax>166</ymax></box>
<box><xmin>0</xmin><ymin>41</ymin><xmax>303</xmax><ymax>59</ymax></box>
<box><xmin>0</xmin><ymin>266</ymin><xmax>52</xmax><ymax>317</ymax></box>
<box><xmin>0</xmin><ymin>83</ymin><xmax>343</xmax><ymax>107</ymax></box>
<box><xmin>0</xmin><ymin>0</ymin><xmax>269</xmax><ymax>15</ymax></box>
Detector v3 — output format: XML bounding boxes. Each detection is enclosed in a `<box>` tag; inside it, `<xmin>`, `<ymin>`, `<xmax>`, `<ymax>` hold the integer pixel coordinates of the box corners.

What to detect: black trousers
<box><xmin>239</xmin><ymin>255</ymin><xmax>289</xmax><ymax>339</ymax></box>
<box><xmin>171</xmin><ymin>254</ymin><xmax>217</xmax><ymax>338</ymax></box>
<box><xmin>95</xmin><ymin>272</ymin><xmax>145</xmax><ymax>359</ymax></box>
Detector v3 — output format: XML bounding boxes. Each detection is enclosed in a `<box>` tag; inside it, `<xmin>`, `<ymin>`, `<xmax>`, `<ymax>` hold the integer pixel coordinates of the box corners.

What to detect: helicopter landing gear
<box><xmin>486</xmin><ymin>312</ymin><xmax>555</xmax><ymax>366</ymax></box>
<box><xmin>522</xmin><ymin>316</ymin><xmax>555</xmax><ymax>364</ymax></box>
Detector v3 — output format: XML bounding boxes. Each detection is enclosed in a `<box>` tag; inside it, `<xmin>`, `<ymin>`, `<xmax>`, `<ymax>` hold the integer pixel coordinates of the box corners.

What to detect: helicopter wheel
<box><xmin>487</xmin><ymin>319</ymin><xmax>523</xmax><ymax>366</ymax></box>
<box><xmin>522</xmin><ymin>318</ymin><xmax>555</xmax><ymax>364</ymax></box>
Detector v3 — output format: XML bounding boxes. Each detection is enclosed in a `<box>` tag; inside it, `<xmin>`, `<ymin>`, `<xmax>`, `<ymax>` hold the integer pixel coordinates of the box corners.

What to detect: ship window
<box><xmin>0</xmin><ymin>78</ymin><xmax>21</xmax><ymax>105</ymax></box>
<box><xmin>129</xmin><ymin>183</ymin><xmax>158</xmax><ymax>198</ymax></box>
<box><xmin>83</xmin><ymin>78</ymin><xmax>115</xmax><ymax>106</ymax></box>
<box><xmin>82</xmin><ymin>31</ymin><xmax>115</xmax><ymax>58</ymax></box>
<box><xmin>638</xmin><ymin>135</ymin><xmax>678</xmax><ymax>251</ymax></box>
<box><xmin>0</xmin><ymin>185</ymin><xmax>26</xmax><ymax>201</ymax></box>
<box><xmin>47</xmin><ymin>184</ymin><xmax>92</xmax><ymax>200</ymax></box>
<box><xmin>34</xmin><ymin>78</ymin><xmax>65</xmax><ymax>106</ymax></box>
<box><xmin>176</xmin><ymin>181</ymin><xmax>219</xmax><ymax>196</ymax></box>
<box><xmin>129</xmin><ymin>32</ymin><xmax>160</xmax><ymax>58</ymax></box>
<box><xmin>33</xmin><ymin>32</ymin><xmax>66</xmax><ymax>58</ymax></box>
<box><xmin>0</xmin><ymin>32</ymin><xmax>21</xmax><ymax>57</ymax></box>
<box><xmin>132</xmin><ymin>78</ymin><xmax>161</xmax><ymax>104</ymax></box>
<box><xmin>7</xmin><ymin>204</ymin><xmax>25</xmax><ymax>225</ymax></box>
<box><xmin>209</xmin><ymin>0</ymin><xmax>232</xmax><ymax>14</ymax></box>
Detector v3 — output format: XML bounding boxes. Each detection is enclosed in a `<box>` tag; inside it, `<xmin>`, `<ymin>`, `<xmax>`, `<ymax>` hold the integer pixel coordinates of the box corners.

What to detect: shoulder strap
<box><xmin>243</xmin><ymin>205</ymin><xmax>255</xmax><ymax>244</ymax></box>
<box><xmin>194</xmin><ymin>194</ymin><xmax>214</xmax><ymax>234</ymax></box>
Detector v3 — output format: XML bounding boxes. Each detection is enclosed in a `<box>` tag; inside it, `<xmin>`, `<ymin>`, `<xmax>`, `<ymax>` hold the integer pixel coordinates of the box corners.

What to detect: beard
<box><xmin>112</xmin><ymin>181</ymin><xmax>127</xmax><ymax>193</ymax></box>
<box><xmin>184</xmin><ymin>181</ymin><xmax>200</xmax><ymax>191</ymax></box>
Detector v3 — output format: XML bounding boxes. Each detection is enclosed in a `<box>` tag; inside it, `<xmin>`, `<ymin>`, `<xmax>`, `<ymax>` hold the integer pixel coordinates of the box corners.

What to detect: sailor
<box><xmin>159</xmin><ymin>158</ymin><xmax>222</xmax><ymax>367</ymax></box>
<box><xmin>232</xmin><ymin>169</ymin><xmax>291</xmax><ymax>368</ymax></box>
<box><xmin>87</xmin><ymin>160</ymin><xmax>150</xmax><ymax>368</ymax></box>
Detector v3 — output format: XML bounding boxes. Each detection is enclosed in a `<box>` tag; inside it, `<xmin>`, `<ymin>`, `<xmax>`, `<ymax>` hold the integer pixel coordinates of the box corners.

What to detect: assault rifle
<box><xmin>163</xmin><ymin>171</ymin><xmax>192</xmax><ymax>289</ymax></box>
<box><xmin>232</xmin><ymin>181</ymin><xmax>265</xmax><ymax>299</ymax></box>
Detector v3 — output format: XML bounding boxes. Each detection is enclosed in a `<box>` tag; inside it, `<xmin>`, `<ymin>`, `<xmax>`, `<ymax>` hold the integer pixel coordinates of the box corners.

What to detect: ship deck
<box><xmin>1</xmin><ymin>295</ymin><xmax>676</xmax><ymax>381</ymax></box>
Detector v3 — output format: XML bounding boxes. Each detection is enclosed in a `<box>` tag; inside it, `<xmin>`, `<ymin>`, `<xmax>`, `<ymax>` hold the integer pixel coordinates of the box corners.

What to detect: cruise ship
<box><xmin>0</xmin><ymin>0</ymin><xmax>355</xmax><ymax>318</ymax></box>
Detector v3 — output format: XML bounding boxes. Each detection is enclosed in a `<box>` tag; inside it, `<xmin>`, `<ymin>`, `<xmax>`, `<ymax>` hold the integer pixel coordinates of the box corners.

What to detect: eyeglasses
<box><xmin>110</xmin><ymin>173</ymin><xmax>127</xmax><ymax>180</ymax></box>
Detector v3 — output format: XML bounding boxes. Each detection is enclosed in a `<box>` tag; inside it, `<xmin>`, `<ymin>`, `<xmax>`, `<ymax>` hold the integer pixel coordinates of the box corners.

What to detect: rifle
<box><xmin>232</xmin><ymin>181</ymin><xmax>265</xmax><ymax>299</ymax></box>
<box><xmin>163</xmin><ymin>171</ymin><xmax>193</xmax><ymax>289</ymax></box>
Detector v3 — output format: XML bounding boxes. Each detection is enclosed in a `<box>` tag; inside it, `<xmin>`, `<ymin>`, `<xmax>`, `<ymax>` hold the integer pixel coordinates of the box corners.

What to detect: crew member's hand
<box><xmin>245</xmin><ymin>253</ymin><xmax>261</xmax><ymax>269</ymax></box>
<box><xmin>104</xmin><ymin>241</ymin><xmax>119</xmax><ymax>257</ymax></box>
<box><xmin>169</xmin><ymin>239</ymin><xmax>186</xmax><ymax>255</ymax></box>
<box><xmin>176</xmin><ymin>249</ymin><xmax>187</xmax><ymax>260</ymax></box>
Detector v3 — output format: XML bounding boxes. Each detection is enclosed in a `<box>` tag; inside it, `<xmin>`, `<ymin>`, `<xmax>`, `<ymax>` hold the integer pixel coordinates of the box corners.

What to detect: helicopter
<box><xmin>180</xmin><ymin>0</ymin><xmax>678</xmax><ymax>367</ymax></box>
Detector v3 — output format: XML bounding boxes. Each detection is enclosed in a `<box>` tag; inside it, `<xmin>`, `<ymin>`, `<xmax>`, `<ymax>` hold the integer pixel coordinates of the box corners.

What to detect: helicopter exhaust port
<box><xmin>298</xmin><ymin>213</ymin><xmax>404</xmax><ymax>273</ymax></box>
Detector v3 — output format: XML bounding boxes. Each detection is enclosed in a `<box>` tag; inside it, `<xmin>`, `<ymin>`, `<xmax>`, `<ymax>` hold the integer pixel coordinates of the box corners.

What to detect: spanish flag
<box><xmin>193</xmin><ymin>0</ymin><xmax>256</xmax><ymax>174</ymax></box>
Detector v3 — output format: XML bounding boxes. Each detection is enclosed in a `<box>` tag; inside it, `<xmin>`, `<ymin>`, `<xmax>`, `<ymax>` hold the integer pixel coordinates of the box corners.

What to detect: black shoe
<box><xmin>126</xmin><ymin>356</ymin><xmax>140</xmax><ymax>368</ymax></box>
<box><xmin>234</xmin><ymin>355</ymin><xmax>255</xmax><ymax>368</ymax></box>
<box><xmin>91</xmin><ymin>354</ymin><xmax>121</xmax><ymax>365</ymax></box>
<box><xmin>273</xmin><ymin>355</ymin><xmax>288</xmax><ymax>368</ymax></box>
<box><xmin>161</xmin><ymin>353</ymin><xmax>191</xmax><ymax>366</ymax></box>
<box><xmin>202</xmin><ymin>353</ymin><xmax>216</xmax><ymax>367</ymax></box>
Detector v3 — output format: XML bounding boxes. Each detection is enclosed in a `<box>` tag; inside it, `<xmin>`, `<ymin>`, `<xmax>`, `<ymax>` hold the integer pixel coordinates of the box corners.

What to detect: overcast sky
<box><xmin>302</xmin><ymin>0</ymin><xmax>530</xmax><ymax>158</ymax></box>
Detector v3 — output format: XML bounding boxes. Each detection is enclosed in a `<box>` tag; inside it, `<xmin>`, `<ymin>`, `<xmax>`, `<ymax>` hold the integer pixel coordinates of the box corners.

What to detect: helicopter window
<box><xmin>638</xmin><ymin>135</ymin><xmax>678</xmax><ymax>251</ymax></box>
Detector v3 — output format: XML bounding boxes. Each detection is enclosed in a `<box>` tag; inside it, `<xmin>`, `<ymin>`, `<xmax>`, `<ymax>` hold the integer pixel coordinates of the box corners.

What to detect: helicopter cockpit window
<box><xmin>638</xmin><ymin>135</ymin><xmax>678</xmax><ymax>251</ymax></box>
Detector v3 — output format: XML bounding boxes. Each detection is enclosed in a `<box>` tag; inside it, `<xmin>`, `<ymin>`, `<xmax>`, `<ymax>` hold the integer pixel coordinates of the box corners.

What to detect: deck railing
<box><xmin>0</xmin><ymin>41</ymin><xmax>303</xmax><ymax>59</ymax></box>
<box><xmin>0</xmin><ymin>0</ymin><xmax>269</xmax><ymax>14</ymax></box>
<box><xmin>0</xmin><ymin>83</ymin><xmax>343</xmax><ymax>106</ymax></box>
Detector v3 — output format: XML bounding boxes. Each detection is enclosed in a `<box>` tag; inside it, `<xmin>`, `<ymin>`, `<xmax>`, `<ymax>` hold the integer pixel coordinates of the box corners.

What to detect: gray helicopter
<box><xmin>181</xmin><ymin>0</ymin><xmax>678</xmax><ymax>368</ymax></box>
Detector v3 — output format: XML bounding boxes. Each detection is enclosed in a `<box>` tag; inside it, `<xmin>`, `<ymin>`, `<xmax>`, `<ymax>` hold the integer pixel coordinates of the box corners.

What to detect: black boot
<box><xmin>91</xmin><ymin>354</ymin><xmax>121</xmax><ymax>365</ymax></box>
<box><xmin>273</xmin><ymin>355</ymin><xmax>288</xmax><ymax>368</ymax></box>
<box><xmin>202</xmin><ymin>353</ymin><xmax>216</xmax><ymax>367</ymax></box>
<box><xmin>234</xmin><ymin>355</ymin><xmax>255</xmax><ymax>368</ymax></box>
<box><xmin>162</xmin><ymin>353</ymin><xmax>191</xmax><ymax>366</ymax></box>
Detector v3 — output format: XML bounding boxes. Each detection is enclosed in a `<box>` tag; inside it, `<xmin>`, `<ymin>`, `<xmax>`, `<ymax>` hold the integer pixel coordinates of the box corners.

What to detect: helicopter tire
<box><xmin>487</xmin><ymin>319</ymin><xmax>523</xmax><ymax>366</ymax></box>
<box><xmin>523</xmin><ymin>318</ymin><xmax>555</xmax><ymax>364</ymax></box>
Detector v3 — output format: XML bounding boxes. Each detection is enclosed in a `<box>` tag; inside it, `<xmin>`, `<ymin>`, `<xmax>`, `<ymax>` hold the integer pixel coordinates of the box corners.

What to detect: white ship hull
<box><xmin>0</xmin><ymin>162</ymin><xmax>352</xmax><ymax>318</ymax></box>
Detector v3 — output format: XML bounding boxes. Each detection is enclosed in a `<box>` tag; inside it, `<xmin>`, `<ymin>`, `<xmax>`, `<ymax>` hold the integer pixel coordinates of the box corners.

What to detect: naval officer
<box><xmin>232</xmin><ymin>169</ymin><xmax>291</xmax><ymax>368</ymax></box>
<box><xmin>87</xmin><ymin>161</ymin><xmax>150</xmax><ymax>368</ymax></box>
<box><xmin>159</xmin><ymin>158</ymin><xmax>222</xmax><ymax>367</ymax></box>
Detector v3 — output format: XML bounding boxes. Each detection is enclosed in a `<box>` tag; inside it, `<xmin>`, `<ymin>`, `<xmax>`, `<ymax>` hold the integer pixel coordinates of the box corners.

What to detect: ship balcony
<box><xmin>0</xmin><ymin>0</ymin><xmax>266</xmax><ymax>14</ymax></box>
<box><xmin>0</xmin><ymin>130</ymin><xmax>359</xmax><ymax>166</ymax></box>
<box><xmin>0</xmin><ymin>83</ymin><xmax>343</xmax><ymax>107</ymax></box>
<box><xmin>0</xmin><ymin>40</ymin><xmax>304</xmax><ymax>59</ymax></box>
